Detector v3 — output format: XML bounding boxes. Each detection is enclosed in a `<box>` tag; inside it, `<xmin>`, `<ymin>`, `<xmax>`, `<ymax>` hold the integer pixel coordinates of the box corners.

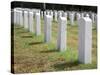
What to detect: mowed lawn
<box><xmin>12</xmin><ymin>18</ymin><xmax>97</xmax><ymax>73</ymax></box>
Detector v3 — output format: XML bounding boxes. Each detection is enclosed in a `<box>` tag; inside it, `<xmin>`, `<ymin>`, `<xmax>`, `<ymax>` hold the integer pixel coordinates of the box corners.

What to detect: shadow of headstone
<box><xmin>29</xmin><ymin>41</ymin><xmax>43</xmax><ymax>45</ymax></box>
<box><xmin>53</xmin><ymin>60</ymin><xmax>79</xmax><ymax>70</ymax></box>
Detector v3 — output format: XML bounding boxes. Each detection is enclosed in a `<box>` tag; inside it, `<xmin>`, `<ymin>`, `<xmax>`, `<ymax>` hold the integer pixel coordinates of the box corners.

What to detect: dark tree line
<box><xmin>11</xmin><ymin>1</ymin><xmax>97</xmax><ymax>13</ymax></box>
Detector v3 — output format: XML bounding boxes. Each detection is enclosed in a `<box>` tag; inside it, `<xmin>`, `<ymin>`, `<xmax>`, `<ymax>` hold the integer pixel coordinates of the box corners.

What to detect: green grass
<box><xmin>12</xmin><ymin>18</ymin><xmax>97</xmax><ymax>73</ymax></box>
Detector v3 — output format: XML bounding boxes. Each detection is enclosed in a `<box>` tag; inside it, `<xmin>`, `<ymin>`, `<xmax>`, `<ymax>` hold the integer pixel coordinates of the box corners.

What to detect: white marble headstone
<box><xmin>24</xmin><ymin>10</ymin><xmax>29</xmax><ymax>29</ymax></box>
<box><xmin>54</xmin><ymin>11</ymin><xmax>57</xmax><ymax>21</ymax></box>
<box><xmin>44</xmin><ymin>15</ymin><xmax>52</xmax><ymax>43</ymax></box>
<box><xmin>62</xmin><ymin>12</ymin><xmax>67</xmax><ymax>18</ymax></box>
<box><xmin>76</xmin><ymin>13</ymin><xmax>81</xmax><ymax>21</ymax></box>
<box><xmin>69</xmin><ymin>12</ymin><xmax>74</xmax><ymax>25</ymax></box>
<box><xmin>91</xmin><ymin>13</ymin><xmax>95</xmax><ymax>23</ymax></box>
<box><xmin>35</xmin><ymin>13</ymin><xmax>41</xmax><ymax>35</ymax></box>
<box><xmin>57</xmin><ymin>16</ymin><xmax>67</xmax><ymax>51</ymax></box>
<box><xmin>41</xmin><ymin>11</ymin><xmax>43</xmax><ymax>18</ymax></box>
<box><xmin>29</xmin><ymin>11</ymin><xmax>34</xmax><ymax>32</ymax></box>
<box><xmin>16</xmin><ymin>9</ymin><xmax>20</xmax><ymax>25</ymax></box>
<box><xmin>11</xmin><ymin>9</ymin><xmax>15</xmax><ymax>25</ymax></box>
<box><xmin>19</xmin><ymin>10</ymin><xmax>23</xmax><ymax>26</ymax></box>
<box><xmin>78</xmin><ymin>14</ymin><xmax>92</xmax><ymax>64</ymax></box>
<box><xmin>81</xmin><ymin>13</ymin><xmax>84</xmax><ymax>18</ymax></box>
<box><xmin>13</xmin><ymin>9</ymin><xmax>17</xmax><ymax>25</ymax></box>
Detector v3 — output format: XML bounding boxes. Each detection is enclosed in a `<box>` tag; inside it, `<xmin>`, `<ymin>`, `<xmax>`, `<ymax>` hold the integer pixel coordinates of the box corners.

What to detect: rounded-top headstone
<box><xmin>35</xmin><ymin>12</ymin><xmax>41</xmax><ymax>36</ymax></box>
<box><xmin>24</xmin><ymin>10</ymin><xmax>28</xmax><ymax>13</ymax></box>
<box><xmin>44</xmin><ymin>14</ymin><xmax>52</xmax><ymax>43</ymax></box>
<box><xmin>36</xmin><ymin>12</ymin><xmax>40</xmax><ymax>15</ymax></box>
<box><xmin>57</xmin><ymin>16</ymin><xmax>67</xmax><ymax>51</ymax></box>
<box><xmin>78</xmin><ymin>15</ymin><xmax>92</xmax><ymax>64</ymax></box>
<box><xmin>60</xmin><ymin>16</ymin><xmax>66</xmax><ymax>21</ymax></box>
<box><xmin>86</xmin><ymin>14</ymin><xmax>89</xmax><ymax>17</ymax></box>
<box><xmin>46</xmin><ymin>15</ymin><xmax>52</xmax><ymax>18</ymax></box>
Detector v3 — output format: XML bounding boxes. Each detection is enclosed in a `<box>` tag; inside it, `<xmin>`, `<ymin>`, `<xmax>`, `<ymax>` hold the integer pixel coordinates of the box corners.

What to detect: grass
<box><xmin>12</xmin><ymin>18</ymin><xmax>97</xmax><ymax>73</ymax></box>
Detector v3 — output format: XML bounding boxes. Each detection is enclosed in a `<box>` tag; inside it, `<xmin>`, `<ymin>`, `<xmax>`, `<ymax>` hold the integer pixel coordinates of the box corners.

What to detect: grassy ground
<box><xmin>12</xmin><ymin>18</ymin><xmax>97</xmax><ymax>73</ymax></box>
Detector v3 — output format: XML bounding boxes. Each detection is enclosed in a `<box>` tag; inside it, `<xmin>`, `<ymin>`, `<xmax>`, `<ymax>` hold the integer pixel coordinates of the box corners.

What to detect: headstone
<box><xmin>58</xmin><ymin>11</ymin><xmax>62</xmax><ymax>18</ymax></box>
<box><xmin>62</xmin><ymin>12</ymin><xmax>67</xmax><ymax>18</ymax></box>
<box><xmin>78</xmin><ymin>14</ymin><xmax>92</xmax><ymax>64</ymax></box>
<box><xmin>41</xmin><ymin>11</ymin><xmax>43</xmax><ymax>18</ymax></box>
<box><xmin>91</xmin><ymin>13</ymin><xmax>95</xmax><ymax>23</ymax></box>
<box><xmin>16</xmin><ymin>9</ymin><xmax>20</xmax><ymax>25</ymax></box>
<box><xmin>54</xmin><ymin>11</ymin><xmax>57</xmax><ymax>21</ymax></box>
<box><xmin>38</xmin><ymin>10</ymin><xmax>40</xmax><ymax>14</ymax></box>
<box><xmin>58</xmin><ymin>11</ymin><xmax>62</xmax><ymax>22</ymax></box>
<box><xmin>44</xmin><ymin>15</ymin><xmax>52</xmax><ymax>43</ymax></box>
<box><xmin>76</xmin><ymin>13</ymin><xmax>81</xmax><ymax>21</ymax></box>
<box><xmin>15</xmin><ymin>8</ymin><xmax>18</xmax><ymax>25</ymax></box>
<box><xmin>24</xmin><ymin>10</ymin><xmax>29</xmax><ymax>29</ymax></box>
<box><xmin>50</xmin><ymin>11</ymin><xmax>53</xmax><ymax>18</ymax></box>
<box><xmin>83</xmin><ymin>12</ymin><xmax>87</xmax><ymax>17</ymax></box>
<box><xmin>50</xmin><ymin>10</ymin><xmax>53</xmax><ymax>20</ymax></box>
<box><xmin>57</xmin><ymin>16</ymin><xmax>67</xmax><ymax>51</ymax></box>
<box><xmin>81</xmin><ymin>13</ymin><xmax>84</xmax><ymax>18</ymax></box>
<box><xmin>44</xmin><ymin>11</ymin><xmax>46</xmax><ymax>15</ymax></box>
<box><xmin>13</xmin><ymin>8</ymin><xmax>17</xmax><ymax>25</ymax></box>
<box><xmin>46</xmin><ymin>10</ymin><xmax>49</xmax><ymax>14</ymax></box>
<box><xmin>88</xmin><ymin>11</ymin><xmax>92</xmax><ymax>19</ymax></box>
<box><xmin>19</xmin><ymin>10</ymin><xmax>23</xmax><ymax>26</ymax></box>
<box><xmin>67</xmin><ymin>11</ymin><xmax>70</xmax><ymax>20</ymax></box>
<box><xmin>69</xmin><ymin>12</ymin><xmax>74</xmax><ymax>25</ymax></box>
<box><xmin>35</xmin><ymin>13</ymin><xmax>41</xmax><ymax>35</ymax></box>
<box><xmin>29</xmin><ymin>11</ymin><xmax>34</xmax><ymax>32</ymax></box>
